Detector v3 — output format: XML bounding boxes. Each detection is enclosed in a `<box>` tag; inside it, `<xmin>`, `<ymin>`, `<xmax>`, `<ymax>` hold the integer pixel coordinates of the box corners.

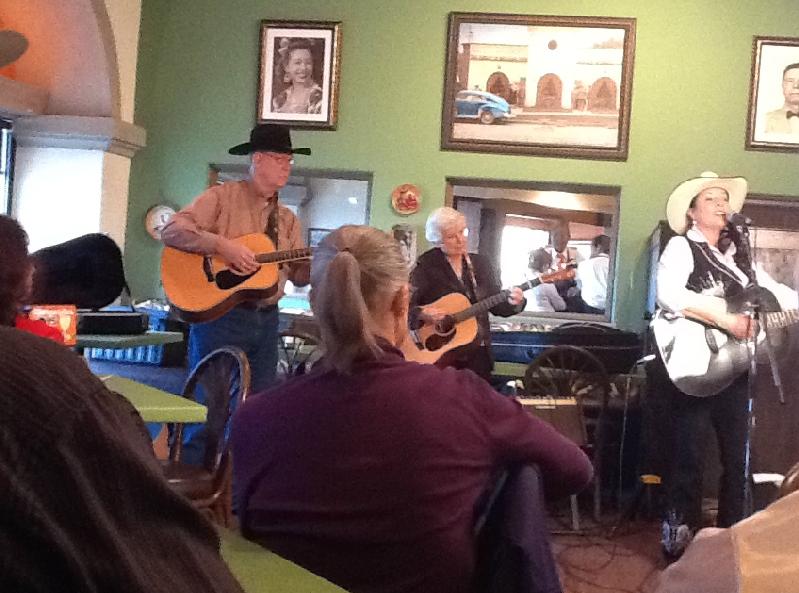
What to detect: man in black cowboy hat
<box><xmin>161</xmin><ymin>123</ymin><xmax>311</xmax><ymax>462</ymax></box>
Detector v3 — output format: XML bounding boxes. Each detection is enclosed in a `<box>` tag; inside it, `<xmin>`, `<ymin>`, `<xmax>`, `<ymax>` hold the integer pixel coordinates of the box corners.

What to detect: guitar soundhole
<box><xmin>424</xmin><ymin>316</ymin><xmax>456</xmax><ymax>351</ymax></box>
<box><xmin>436</xmin><ymin>316</ymin><xmax>456</xmax><ymax>335</ymax></box>
<box><xmin>216</xmin><ymin>269</ymin><xmax>256</xmax><ymax>289</ymax></box>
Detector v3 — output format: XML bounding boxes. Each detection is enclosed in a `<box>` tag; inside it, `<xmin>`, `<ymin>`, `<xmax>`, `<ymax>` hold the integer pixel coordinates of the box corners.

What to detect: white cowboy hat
<box><xmin>666</xmin><ymin>171</ymin><xmax>748</xmax><ymax>234</ymax></box>
<box><xmin>0</xmin><ymin>30</ymin><xmax>28</xmax><ymax>68</ymax></box>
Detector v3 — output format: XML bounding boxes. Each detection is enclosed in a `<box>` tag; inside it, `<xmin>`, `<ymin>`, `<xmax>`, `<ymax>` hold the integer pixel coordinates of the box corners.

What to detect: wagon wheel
<box><xmin>522</xmin><ymin>345</ymin><xmax>611</xmax><ymax>526</ymax></box>
<box><xmin>523</xmin><ymin>345</ymin><xmax>610</xmax><ymax>407</ymax></box>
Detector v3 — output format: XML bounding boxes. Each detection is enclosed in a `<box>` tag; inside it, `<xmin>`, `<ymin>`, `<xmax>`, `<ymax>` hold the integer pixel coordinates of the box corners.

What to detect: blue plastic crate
<box><xmin>86</xmin><ymin>308</ymin><xmax>183</xmax><ymax>366</ymax></box>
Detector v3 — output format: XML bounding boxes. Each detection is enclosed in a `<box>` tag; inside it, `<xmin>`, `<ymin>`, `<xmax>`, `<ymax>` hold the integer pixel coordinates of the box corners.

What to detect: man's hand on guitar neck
<box><xmin>217</xmin><ymin>237</ymin><xmax>259</xmax><ymax>275</ymax></box>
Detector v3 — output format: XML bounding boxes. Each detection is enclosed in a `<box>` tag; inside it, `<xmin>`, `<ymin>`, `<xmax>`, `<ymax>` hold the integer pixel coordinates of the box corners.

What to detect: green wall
<box><xmin>127</xmin><ymin>0</ymin><xmax>799</xmax><ymax>331</ymax></box>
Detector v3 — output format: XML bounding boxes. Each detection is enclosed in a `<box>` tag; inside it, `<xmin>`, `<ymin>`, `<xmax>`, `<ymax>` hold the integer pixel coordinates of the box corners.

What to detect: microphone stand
<box><xmin>735</xmin><ymin>220</ymin><xmax>784</xmax><ymax>519</ymax></box>
<box><xmin>736</xmin><ymin>220</ymin><xmax>758</xmax><ymax>519</ymax></box>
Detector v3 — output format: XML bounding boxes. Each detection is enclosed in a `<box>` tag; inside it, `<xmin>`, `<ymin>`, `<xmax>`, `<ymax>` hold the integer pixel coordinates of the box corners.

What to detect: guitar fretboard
<box><xmin>256</xmin><ymin>247</ymin><xmax>312</xmax><ymax>265</ymax></box>
<box><xmin>451</xmin><ymin>279</ymin><xmax>539</xmax><ymax>323</ymax></box>
<box><xmin>764</xmin><ymin>309</ymin><xmax>799</xmax><ymax>329</ymax></box>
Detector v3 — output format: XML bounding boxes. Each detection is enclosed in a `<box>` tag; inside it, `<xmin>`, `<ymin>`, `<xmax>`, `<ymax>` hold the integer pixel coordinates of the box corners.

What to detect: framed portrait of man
<box><xmin>746</xmin><ymin>36</ymin><xmax>799</xmax><ymax>152</ymax></box>
<box><xmin>257</xmin><ymin>20</ymin><xmax>341</xmax><ymax>130</ymax></box>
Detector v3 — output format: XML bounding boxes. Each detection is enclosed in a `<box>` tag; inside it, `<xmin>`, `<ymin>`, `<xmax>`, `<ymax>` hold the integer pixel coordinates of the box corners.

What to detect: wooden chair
<box><xmin>521</xmin><ymin>345</ymin><xmax>610</xmax><ymax>532</ymax></box>
<box><xmin>162</xmin><ymin>346</ymin><xmax>251</xmax><ymax>526</ymax></box>
<box><xmin>277</xmin><ymin>330</ymin><xmax>320</xmax><ymax>379</ymax></box>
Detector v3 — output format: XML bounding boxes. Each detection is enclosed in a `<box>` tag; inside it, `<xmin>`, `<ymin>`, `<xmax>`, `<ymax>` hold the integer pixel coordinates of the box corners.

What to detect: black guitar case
<box><xmin>30</xmin><ymin>233</ymin><xmax>148</xmax><ymax>334</ymax></box>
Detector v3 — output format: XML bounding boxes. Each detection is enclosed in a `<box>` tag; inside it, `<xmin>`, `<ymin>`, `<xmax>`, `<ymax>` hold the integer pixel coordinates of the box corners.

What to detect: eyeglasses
<box><xmin>260</xmin><ymin>152</ymin><xmax>295</xmax><ymax>166</ymax></box>
<box><xmin>443</xmin><ymin>227</ymin><xmax>469</xmax><ymax>241</ymax></box>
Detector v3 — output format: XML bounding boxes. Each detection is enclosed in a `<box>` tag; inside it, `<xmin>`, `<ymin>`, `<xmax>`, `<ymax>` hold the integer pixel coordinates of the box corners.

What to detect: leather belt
<box><xmin>237</xmin><ymin>301</ymin><xmax>277</xmax><ymax>313</ymax></box>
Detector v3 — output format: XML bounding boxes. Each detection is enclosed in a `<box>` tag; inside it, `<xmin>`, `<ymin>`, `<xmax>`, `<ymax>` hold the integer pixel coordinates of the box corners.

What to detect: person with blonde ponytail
<box><xmin>232</xmin><ymin>225</ymin><xmax>592</xmax><ymax>593</ymax></box>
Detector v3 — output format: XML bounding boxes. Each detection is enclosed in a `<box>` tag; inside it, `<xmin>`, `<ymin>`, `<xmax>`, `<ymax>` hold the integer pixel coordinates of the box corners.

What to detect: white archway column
<box><xmin>12</xmin><ymin>116</ymin><xmax>145</xmax><ymax>251</ymax></box>
<box><xmin>7</xmin><ymin>0</ymin><xmax>145</xmax><ymax>253</ymax></box>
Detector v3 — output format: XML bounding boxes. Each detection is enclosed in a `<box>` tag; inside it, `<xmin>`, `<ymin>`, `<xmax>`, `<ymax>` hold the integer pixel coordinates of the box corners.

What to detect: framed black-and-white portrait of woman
<box><xmin>257</xmin><ymin>20</ymin><xmax>341</xmax><ymax>130</ymax></box>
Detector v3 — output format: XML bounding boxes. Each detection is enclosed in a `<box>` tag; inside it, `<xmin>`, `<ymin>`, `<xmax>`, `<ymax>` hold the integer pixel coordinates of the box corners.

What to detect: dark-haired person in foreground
<box><xmin>0</xmin><ymin>327</ymin><xmax>244</xmax><ymax>593</ymax></box>
<box><xmin>232</xmin><ymin>224</ymin><xmax>592</xmax><ymax>593</ymax></box>
<box><xmin>0</xmin><ymin>215</ymin><xmax>63</xmax><ymax>342</ymax></box>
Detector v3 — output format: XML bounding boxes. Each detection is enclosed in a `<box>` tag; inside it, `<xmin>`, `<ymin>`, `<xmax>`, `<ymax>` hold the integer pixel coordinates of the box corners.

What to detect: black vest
<box><xmin>684</xmin><ymin>236</ymin><xmax>754</xmax><ymax>299</ymax></box>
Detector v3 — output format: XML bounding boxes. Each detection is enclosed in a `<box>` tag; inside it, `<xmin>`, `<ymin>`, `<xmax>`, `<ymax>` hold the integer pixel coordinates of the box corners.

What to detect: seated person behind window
<box><xmin>232</xmin><ymin>225</ymin><xmax>592</xmax><ymax>593</ymax></box>
<box><xmin>545</xmin><ymin>219</ymin><xmax>582</xmax><ymax>310</ymax></box>
<box><xmin>526</xmin><ymin>248</ymin><xmax>567</xmax><ymax>313</ymax></box>
<box><xmin>0</xmin><ymin>215</ymin><xmax>63</xmax><ymax>343</ymax></box>
<box><xmin>0</xmin><ymin>327</ymin><xmax>244</xmax><ymax>593</ymax></box>
<box><xmin>576</xmin><ymin>234</ymin><xmax>610</xmax><ymax>314</ymax></box>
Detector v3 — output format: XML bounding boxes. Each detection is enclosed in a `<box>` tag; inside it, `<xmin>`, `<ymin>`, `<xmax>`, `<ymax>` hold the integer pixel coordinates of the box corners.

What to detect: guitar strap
<box><xmin>462</xmin><ymin>255</ymin><xmax>486</xmax><ymax>345</ymax></box>
<box><xmin>265</xmin><ymin>199</ymin><xmax>279</xmax><ymax>247</ymax></box>
<box><xmin>462</xmin><ymin>255</ymin><xmax>479</xmax><ymax>303</ymax></box>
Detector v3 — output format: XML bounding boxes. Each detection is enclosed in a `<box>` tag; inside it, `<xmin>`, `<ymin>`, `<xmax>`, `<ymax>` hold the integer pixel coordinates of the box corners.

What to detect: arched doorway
<box><xmin>486</xmin><ymin>71</ymin><xmax>511</xmax><ymax>101</ymax></box>
<box><xmin>535</xmin><ymin>74</ymin><xmax>562</xmax><ymax>111</ymax></box>
<box><xmin>0</xmin><ymin>0</ymin><xmax>120</xmax><ymax>117</ymax></box>
<box><xmin>588</xmin><ymin>77</ymin><xmax>617</xmax><ymax>112</ymax></box>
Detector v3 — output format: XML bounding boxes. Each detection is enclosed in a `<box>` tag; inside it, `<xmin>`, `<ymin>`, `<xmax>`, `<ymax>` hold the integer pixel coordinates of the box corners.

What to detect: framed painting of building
<box><xmin>440</xmin><ymin>13</ymin><xmax>636</xmax><ymax>160</ymax></box>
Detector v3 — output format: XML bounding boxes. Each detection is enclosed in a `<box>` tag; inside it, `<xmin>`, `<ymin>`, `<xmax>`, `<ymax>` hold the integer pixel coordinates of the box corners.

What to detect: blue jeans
<box><xmin>181</xmin><ymin>305</ymin><xmax>279</xmax><ymax>465</ymax></box>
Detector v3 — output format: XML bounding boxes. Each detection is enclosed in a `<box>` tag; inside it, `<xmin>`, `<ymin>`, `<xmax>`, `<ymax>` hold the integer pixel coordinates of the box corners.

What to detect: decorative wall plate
<box><xmin>391</xmin><ymin>183</ymin><xmax>421</xmax><ymax>215</ymax></box>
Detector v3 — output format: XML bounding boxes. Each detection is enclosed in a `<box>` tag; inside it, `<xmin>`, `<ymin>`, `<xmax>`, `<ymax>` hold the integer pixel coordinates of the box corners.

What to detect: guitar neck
<box><xmin>256</xmin><ymin>247</ymin><xmax>312</xmax><ymax>265</ymax></box>
<box><xmin>765</xmin><ymin>309</ymin><xmax>799</xmax><ymax>329</ymax></box>
<box><xmin>451</xmin><ymin>279</ymin><xmax>539</xmax><ymax>323</ymax></box>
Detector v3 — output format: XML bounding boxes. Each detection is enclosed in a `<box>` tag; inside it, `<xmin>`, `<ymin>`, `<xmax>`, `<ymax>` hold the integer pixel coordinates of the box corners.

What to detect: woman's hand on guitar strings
<box><xmin>419</xmin><ymin>306</ymin><xmax>446</xmax><ymax>324</ymax></box>
<box><xmin>507</xmin><ymin>287</ymin><xmax>524</xmax><ymax>306</ymax></box>
<box><xmin>217</xmin><ymin>238</ymin><xmax>259</xmax><ymax>275</ymax></box>
<box><xmin>723</xmin><ymin>312</ymin><xmax>756</xmax><ymax>341</ymax></box>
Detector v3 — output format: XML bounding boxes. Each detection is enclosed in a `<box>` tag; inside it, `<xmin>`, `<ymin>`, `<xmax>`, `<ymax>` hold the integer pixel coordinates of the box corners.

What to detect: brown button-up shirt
<box><xmin>161</xmin><ymin>180</ymin><xmax>306</xmax><ymax>306</ymax></box>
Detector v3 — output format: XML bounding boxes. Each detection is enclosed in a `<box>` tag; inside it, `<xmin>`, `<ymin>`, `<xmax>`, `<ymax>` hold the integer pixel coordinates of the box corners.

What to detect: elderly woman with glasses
<box><xmin>407</xmin><ymin>207</ymin><xmax>525</xmax><ymax>382</ymax></box>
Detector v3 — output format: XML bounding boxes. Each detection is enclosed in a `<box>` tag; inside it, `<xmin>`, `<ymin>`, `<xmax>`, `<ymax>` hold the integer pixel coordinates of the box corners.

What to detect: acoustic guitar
<box><xmin>402</xmin><ymin>267</ymin><xmax>576</xmax><ymax>365</ymax></box>
<box><xmin>651</xmin><ymin>285</ymin><xmax>797</xmax><ymax>396</ymax></box>
<box><xmin>161</xmin><ymin>233</ymin><xmax>311</xmax><ymax>323</ymax></box>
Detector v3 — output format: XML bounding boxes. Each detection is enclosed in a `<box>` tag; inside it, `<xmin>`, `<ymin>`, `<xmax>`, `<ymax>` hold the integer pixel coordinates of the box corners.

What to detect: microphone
<box><xmin>727</xmin><ymin>212</ymin><xmax>752</xmax><ymax>227</ymax></box>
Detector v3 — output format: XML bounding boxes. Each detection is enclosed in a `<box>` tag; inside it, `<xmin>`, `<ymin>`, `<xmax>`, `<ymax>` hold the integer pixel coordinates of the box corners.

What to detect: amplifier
<box><xmin>520</xmin><ymin>398</ymin><xmax>585</xmax><ymax>446</ymax></box>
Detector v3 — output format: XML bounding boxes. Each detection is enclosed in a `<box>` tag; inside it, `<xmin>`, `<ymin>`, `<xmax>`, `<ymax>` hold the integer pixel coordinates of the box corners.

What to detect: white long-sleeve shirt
<box><xmin>657</xmin><ymin>227</ymin><xmax>798</xmax><ymax>315</ymax></box>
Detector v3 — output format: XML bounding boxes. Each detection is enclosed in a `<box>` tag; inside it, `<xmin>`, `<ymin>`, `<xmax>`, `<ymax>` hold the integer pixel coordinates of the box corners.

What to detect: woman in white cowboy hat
<box><xmin>652</xmin><ymin>171</ymin><xmax>798</xmax><ymax>561</ymax></box>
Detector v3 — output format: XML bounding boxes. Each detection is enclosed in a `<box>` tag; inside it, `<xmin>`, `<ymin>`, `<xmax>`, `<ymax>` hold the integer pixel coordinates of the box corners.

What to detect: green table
<box><xmin>100</xmin><ymin>375</ymin><xmax>207</xmax><ymax>423</ymax></box>
<box><xmin>219</xmin><ymin>528</ymin><xmax>347</xmax><ymax>592</ymax></box>
<box><xmin>76</xmin><ymin>330</ymin><xmax>183</xmax><ymax>350</ymax></box>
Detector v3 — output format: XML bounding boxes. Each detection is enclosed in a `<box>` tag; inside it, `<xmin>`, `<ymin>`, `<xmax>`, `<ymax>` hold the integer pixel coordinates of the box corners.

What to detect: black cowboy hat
<box><xmin>228</xmin><ymin>124</ymin><xmax>311</xmax><ymax>156</ymax></box>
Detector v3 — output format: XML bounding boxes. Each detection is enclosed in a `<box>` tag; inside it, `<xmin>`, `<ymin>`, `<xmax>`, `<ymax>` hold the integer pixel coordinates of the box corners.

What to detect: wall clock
<box><xmin>144</xmin><ymin>205</ymin><xmax>175</xmax><ymax>240</ymax></box>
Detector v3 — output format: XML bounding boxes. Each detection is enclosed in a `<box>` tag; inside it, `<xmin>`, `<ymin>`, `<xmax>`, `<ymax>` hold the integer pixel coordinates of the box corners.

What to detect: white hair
<box><xmin>425</xmin><ymin>207</ymin><xmax>466</xmax><ymax>245</ymax></box>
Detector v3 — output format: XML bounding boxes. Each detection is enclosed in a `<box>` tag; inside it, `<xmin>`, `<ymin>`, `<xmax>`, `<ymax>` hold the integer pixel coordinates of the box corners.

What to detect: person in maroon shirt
<box><xmin>232</xmin><ymin>224</ymin><xmax>592</xmax><ymax>593</ymax></box>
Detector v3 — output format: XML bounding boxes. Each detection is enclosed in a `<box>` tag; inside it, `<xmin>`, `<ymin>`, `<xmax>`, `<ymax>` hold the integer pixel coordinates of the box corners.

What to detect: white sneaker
<box><xmin>661</xmin><ymin>512</ymin><xmax>693</xmax><ymax>560</ymax></box>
